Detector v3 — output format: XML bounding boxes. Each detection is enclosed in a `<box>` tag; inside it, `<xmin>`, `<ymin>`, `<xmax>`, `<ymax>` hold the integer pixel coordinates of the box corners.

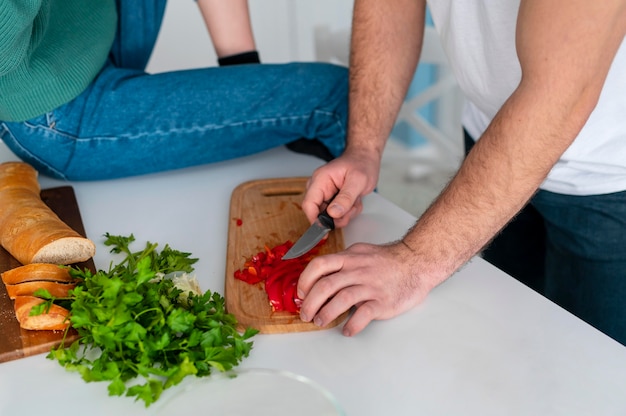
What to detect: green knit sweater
<box><xmin>0</xmin><ymin>0</ymin><xmax>117</xmax><ymax>122</ymax></box>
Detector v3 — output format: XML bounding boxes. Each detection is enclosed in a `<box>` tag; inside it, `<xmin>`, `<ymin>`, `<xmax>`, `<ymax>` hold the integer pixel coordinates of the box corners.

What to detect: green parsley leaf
<box><xmin>47</xmin><ymin>234</ymin><xmax>259</xmax><ymax>407</ymax></box>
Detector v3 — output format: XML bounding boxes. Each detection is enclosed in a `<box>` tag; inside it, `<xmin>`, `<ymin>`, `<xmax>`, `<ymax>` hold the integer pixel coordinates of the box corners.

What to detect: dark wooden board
<box><xmin>0</xmin><ymin>186</ymin><xmax>95</xmax><ymax>363</ymax></box>
<box><xmin>225</xmin><ymin>177</ymin><xmax>347</xmax><ymax>333</ymax></box>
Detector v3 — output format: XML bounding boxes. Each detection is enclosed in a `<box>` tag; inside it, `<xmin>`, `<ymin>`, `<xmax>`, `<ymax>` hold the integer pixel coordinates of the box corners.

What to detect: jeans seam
<box><xmin>89</xmin><ymin>112</ymin><xmax>344</xmax><ymax>142</ymax></box>
<box><xmin>23</xmin><ymin>119</ymin><xmax>74</xmax><ymax>139</ymax></box>
<box><xmin>4</xmin><ymin>123</ymin><xmax>70</xmax><ymax>179</ymax></box>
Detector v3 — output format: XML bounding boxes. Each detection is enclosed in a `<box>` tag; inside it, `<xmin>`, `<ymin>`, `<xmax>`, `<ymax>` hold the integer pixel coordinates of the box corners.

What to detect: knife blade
<box><xmin>282</xmin><ymin>198</ymin><xmax>336</xmax><ymax>260</ymax></box>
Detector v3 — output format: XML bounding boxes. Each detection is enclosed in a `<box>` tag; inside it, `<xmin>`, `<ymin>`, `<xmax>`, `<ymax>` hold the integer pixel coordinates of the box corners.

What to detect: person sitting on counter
<box><xmin>0</xmin><ymin>0</ymin><xmax>347</xmax><ymax>180</ymax></box>
<box><xmin>297</xmin><ymin>0</ymin><xmax>626</xmax><ymax>346</ymax></box>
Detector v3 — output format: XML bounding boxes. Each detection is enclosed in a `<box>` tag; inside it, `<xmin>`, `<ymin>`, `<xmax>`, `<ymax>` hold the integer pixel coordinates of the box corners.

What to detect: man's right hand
<box><xmin>302</xmin><ymin>147</ymin><xmax>381</xmax><ymax>228</ymax></box>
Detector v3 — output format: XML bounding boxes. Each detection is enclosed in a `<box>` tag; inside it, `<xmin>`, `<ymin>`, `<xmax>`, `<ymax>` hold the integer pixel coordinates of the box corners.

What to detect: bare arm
<box><xmin>196</xmin><ymin>0</ymin><xmax>256</xmax><ymax>58</ymax></box>
<box><xmin>346</xmin><ymin>0</ymin><xmax>425</xmax><ymax>158</ymax></box>
<box><xmin>403</xmin><ymin>0</ymin><xmax>626</xmax><ymax>285</ymax></box>
<box><xmin>302</xmin><ymin>0</ymin><xmax>427</xmax><ymax>226</ymax></box>
<box><xmin>298</xmin><ymin>0</ymin><xmax>626</xmax><ymax>336</ymax></box>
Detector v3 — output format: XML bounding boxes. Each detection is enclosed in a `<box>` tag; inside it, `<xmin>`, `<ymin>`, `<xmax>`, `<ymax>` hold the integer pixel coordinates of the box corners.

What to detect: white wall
<box><xmin>146</xmin><ymin>0</ymin><xmax>354</xmax><ymax>73</ymax></box>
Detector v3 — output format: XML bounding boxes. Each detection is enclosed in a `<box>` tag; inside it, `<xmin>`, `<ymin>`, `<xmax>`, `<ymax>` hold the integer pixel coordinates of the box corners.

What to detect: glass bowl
<box><xmin>152</xmin><ymin>368</ymin><xmax>344</xmax><ymax>416</ymax></box>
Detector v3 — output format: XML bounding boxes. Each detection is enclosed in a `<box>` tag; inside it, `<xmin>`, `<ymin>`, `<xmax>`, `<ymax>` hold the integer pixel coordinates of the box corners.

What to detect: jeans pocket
<box><xmin>45</xmin><ymin>112</ymin><xmax>58</xmax><ymax>129</ymax></box>
<box><xmin>23</xmin><ymin>113</ymin><xmax>55</xmax><ymax>130</ymax></box>
<box><xmin>2</xmin><ymin>114</ymin><xmax>77</xmax><ymax>179</ymax></box>
<box><xmin>24</xmin><ymin>108</ymin><xmax>76</xmax><ymax>137</ymax></box>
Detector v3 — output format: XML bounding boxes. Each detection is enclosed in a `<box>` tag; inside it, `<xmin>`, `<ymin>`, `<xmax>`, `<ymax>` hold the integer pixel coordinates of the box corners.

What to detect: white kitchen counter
<box><xmin>1</xmin><ymin>141</ymin><xmax>625</xmax><ymax>415</ymax></box>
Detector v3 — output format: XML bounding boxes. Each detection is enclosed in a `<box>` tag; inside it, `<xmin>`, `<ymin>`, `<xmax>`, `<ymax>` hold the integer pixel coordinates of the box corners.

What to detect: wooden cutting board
<box><xmin>0</xmin><ymin>186</ymin><xmax>95</xmax><ymax>363</ymax></box>
<box><xmin>225</xmin><ymin>177</ymin><xmax>348</xmax><ymax>333</ymax></box>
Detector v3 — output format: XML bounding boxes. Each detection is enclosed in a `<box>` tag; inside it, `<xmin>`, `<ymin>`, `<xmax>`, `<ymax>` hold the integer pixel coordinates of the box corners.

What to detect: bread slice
<box><xmin>1</xmin><ymin>263</ymin><xmax>75</xmax><ymax>285</ymax></box>
<box><xmin>13</xmin><ymin>295</ymin><xmax>71</xmax><ymax>331</ymax></box>
<box><xmin>1</xmin><ymin>262</ymin><xmax>77</xmax><ymax>299</ymax></box>
<box><xmin>5</xmin><ymin>280</ymin><xmax>77</xmax><ymax>299</ymax></box>
<box><xmin>0</xmin><ymin>162</ymin><xmax>95</xmax><ymax>265</ymax></box>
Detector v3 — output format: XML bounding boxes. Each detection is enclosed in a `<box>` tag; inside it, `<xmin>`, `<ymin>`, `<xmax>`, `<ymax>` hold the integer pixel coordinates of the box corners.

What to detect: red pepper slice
<box><xmin>234</xmin><ymin>239</ymin><xmax>326</xmax><ymax>313</ymax></box>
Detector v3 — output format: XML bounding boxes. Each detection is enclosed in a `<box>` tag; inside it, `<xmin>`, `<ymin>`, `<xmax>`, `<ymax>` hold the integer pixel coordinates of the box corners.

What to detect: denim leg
<box><xmin>109</xmin><ymin>0</ymin><xmax>167</xmax><ymax>70</ymax></box>
<box><xmin>533</xmin><ymin>189</ymin><xmax>626</xmax><ymax>346</ymax></box>
<box><xmin>1</xmin><ymin>62</ymin><xmax>348</xmax><ymax>180</ymax></box>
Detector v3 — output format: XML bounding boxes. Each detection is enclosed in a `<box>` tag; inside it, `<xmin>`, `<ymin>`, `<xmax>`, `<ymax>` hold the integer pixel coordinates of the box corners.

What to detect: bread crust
<box><xmin>1</xmin><ymin>263</ymin><xmax>75</xmax><ymax>285</ymax></box>
<box><xmin>0</xmin><ymin>162</ymin><xmax>40</xmax><ymax>193</ymax></box>
<box><xmin>13</xmin><ymin>295</ymin><xmax>70</xmax><ymax>331</ymax></box>
<box><xmin>2</xmin><ymin>263</ymin><xmax>78</xmax><ymax>299</ymax></box>
<box><xmin>5</xmin><ymin>280</ymin><xmax>77</xmax><ymax>299</ymax></box>
<box><xmin>0</xmin><ymin>162</ymin><xmax>95</xmax><ymax>265</ymax></box>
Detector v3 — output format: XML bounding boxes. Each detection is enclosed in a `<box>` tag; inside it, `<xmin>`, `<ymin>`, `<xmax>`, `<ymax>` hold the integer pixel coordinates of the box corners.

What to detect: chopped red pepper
<box><xmin>236</xmin><ymin>218</ymin><xmax>243</xmax><ymax>226</ymax></box>
<box><xmin>234</xmin><ymin>239</ymin><xmax>325</xmax><ymax>313</ymax></box>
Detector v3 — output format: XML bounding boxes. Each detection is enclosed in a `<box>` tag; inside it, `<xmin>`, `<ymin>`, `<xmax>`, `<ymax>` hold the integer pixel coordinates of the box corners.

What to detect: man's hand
<box><xmin>297</xmin><ymin>240</ymin><xmax>439</xmax><ymax>337</ymax></box>
<box><xmin>299</xmin><ymin>0</ymin><xmax>427</xmax><ymax>229</ymax></box>
<box><xmin>302</xmin><ymin>147</ymin><xmax>380</xmax><ymax>228</ymax></box>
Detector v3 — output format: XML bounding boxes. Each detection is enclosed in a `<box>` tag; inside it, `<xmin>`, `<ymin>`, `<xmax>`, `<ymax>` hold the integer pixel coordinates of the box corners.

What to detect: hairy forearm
<box><xmin>196</xmin><ymin>0</ymin><xmax>256</xmax><ymax>57</ymax></box>
<box><xmin>347</xmin><ymin>0</ymin><xmax>426</xmax><ymax>158</ymax></box>
<box><xmin>402</xmin><ymin>89</ymin><xmax>574</xmax><ymax>284</ymax></box>
<box><xmin>402</xmin><ymin>0</ymin><xmax>626</xmax><ymax>288</ymax></box>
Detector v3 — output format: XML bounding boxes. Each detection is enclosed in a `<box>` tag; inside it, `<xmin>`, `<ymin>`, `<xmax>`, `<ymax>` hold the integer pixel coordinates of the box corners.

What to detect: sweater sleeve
<box><xmin>0</xmin><ymin>0</ymin><xmax>44</xmax><ymax>76</ymax></box>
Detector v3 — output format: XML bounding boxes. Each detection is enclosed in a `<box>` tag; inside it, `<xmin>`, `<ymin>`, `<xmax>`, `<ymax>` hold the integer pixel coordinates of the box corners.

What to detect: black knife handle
<box><xmin>318</xmin><ymin>192</ymin><xmax>338</xmax><ymax>230</ymax></box>
<box><xmin>318</xmin><ymin>209</ymin><xmax>335</xmax><ymax>230</ymax></box>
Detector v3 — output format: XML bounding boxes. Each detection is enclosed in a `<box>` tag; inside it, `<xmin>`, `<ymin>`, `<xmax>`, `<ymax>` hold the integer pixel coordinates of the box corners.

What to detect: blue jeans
<box><xmin>465</xmin><ymin>132</ymin><xmax>626</xmax><ymax>346</ymax></box>
<box><xmin>534</xmin><ymin>190</ymin><xmax>626</xmax><ymax>345</ymax></box>
<box><xmin>0</xmin><ymin>1</ymin><xmax>348</xmax><ymax>180</ymax></box>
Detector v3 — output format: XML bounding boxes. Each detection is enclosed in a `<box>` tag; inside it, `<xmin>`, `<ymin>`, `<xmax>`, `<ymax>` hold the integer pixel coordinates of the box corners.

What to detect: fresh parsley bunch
<box><xmin>46</xmin><ymin>233</ymin><xmax>258</xmax><ymax>407</ymax></box>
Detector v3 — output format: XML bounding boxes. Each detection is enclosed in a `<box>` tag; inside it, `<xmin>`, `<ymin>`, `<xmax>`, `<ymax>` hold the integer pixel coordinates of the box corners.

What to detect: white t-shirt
<box><xmin>427</xmin><ymin>1</ymin><xmax>626</xmax><ymax>195</ymax></box>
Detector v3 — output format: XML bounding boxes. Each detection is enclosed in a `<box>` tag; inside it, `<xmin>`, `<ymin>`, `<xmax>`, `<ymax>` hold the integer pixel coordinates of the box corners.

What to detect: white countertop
<box><xmin>1</xmin><ymin>141</ymin><xmax>625</xmax><ymax>415</ymax></box>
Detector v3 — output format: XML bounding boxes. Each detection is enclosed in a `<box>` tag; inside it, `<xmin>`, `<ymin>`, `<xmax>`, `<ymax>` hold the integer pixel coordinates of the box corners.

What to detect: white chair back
<box><xmin>314</xmin><ymin>25</ymin><xmax>465</xmax><ymax>178</ymax></box>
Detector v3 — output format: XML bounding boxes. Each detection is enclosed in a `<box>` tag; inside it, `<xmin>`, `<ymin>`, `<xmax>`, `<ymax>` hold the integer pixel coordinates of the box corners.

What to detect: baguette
<box><xmin>5</xmin><ymin>281</ymin><xmax>77</xmax><ymax>300</ymax></box>
<box><xmin>0</xmin><ymin>162</ymin><xmax>95</xmax><ymax>265</ymax></box>
<box><xmin>13</xmin><ymin>295</ymin><xmax>70</xmax><ymax>331</ymax></box>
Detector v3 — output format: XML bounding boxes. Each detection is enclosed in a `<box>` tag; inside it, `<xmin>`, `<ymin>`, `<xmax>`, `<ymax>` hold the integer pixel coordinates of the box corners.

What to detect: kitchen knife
<box><xmin>282</xmin><ymin>198</ymin><xmax>335</xmax><ymax>260</ymax></box>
